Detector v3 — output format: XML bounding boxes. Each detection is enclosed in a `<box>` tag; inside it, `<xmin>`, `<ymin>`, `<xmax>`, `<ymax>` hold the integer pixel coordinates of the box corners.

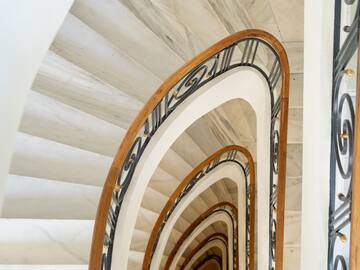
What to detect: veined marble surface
<box><xmin>2</xmin><ymin>175</ymin><xmax>100</xmax><ymax>220</ymax></box>
<box><xmin>0</xmin><ymin>219</ymin><xmax>93</xmax><ymax>264</ymax></box>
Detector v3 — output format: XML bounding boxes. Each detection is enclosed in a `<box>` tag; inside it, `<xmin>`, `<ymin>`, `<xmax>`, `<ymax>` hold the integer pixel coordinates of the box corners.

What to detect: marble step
<box><xmin>0</xmin><ymin>219</ymin><xmax>93</xmax><ymax>264</ymax></box>
<box><xmin>120</xmin><ymin>0</ymin><xmax>247</xmax><ymax>60</ymax></box>
<box><xmin>135</xmin><ymin>207</ymin><xmax>188</xmax><ymax>238</ymax></box>
<box><xmin>284</xmin><ymin>245</ymin><xmax>300</xmax><ymax>270</ymax></box>
<box><xmin>128</xmin><ymin>250</ymin><xmax>144</xmax><ymax>270</ymax></box>
<box><xmin>20</xmin><ymin>90</ymin><xmax>125</xmax><ymax>157</ymax></box>
<box><xmin>10</xmin><ymin>132</ymin><xmax>112</xmax><ymax>186</ymax></box>
<box><xmin>34</xmin><ymin>51</ymin><xmax>142</xmax><ymax>129</ymax></box>
<box><xmin>289</xmin><ymin>73</ymin><xmax>303</xmax><ymax>109</ymax></box>
<box><xmin>70</xmin><ymin>0</ymin><xmax>183</xmax><ymax>80</ymax></box>
<box><xmin>2</xmin><ymin>175</ymin><xmax>101</xmax><ymax>220</ymax></box>
<box><xmin>51</xmin><ymin>13</ymin><xmax>162</xmax><ymax>103</ymax></box>
<box><xmin>0</xmin><ymin>266</ymin><xmax>87</xmax><ymax>270</ymax></box>
<box><xmin>284</xmin><ymin>210</ymin><xmax>301</xmax><ymax>247</ymax></box>
<box><xmin>172</xmin><ymin>133</ymin><xmax>233</xmax><ymax>203</ymax></box>
<box><xmin>159</xmin><ymin>149</ymin><xmax>221</xmax><ymax>213</ymax></box>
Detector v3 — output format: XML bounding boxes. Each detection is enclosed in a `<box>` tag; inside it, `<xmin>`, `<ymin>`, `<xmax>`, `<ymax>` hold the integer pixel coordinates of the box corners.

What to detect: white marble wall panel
<box><xmin>2</xmin><ymin>175</ymin><xmax>100</xmax><ymax>219</ymax></box>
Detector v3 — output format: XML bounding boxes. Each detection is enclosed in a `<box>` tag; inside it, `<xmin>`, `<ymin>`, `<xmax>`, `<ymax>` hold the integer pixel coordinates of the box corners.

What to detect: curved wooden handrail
<box><xmin>89</xmin><ymin>29</ymin><xmax>289</xmax><ymax>270</ymax></box>
<box><xmin>165</xmin><ymin>202</ymin><xmax>237</xmax><ymax>270</ymax></box>
<box><xmin>179</xmin><ymin>233</ymin><xmax>228</xmax><ymax>270</ymax></box>
<box><xmin>143</xmin><ymin>146</ymin><xmax>254</xmax><ymax>270</ymax></box>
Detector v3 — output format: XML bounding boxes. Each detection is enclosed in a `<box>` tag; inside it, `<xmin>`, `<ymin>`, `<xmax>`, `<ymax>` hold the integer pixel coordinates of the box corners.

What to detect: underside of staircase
<box><xmin>0</xmin><ymin>1</ymin><xmax>303</xmax><ymax>269</ymax></box>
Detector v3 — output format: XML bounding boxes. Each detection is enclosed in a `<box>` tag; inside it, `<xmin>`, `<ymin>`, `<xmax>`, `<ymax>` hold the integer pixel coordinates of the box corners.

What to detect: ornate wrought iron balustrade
<box><xmin>179</xmin><ymin>233</ymin><xmax>228</xmax><ymax>270</ymax></box>
<box><xmin>328</xmin><ymin>1</ymin><xmax>360</xmax><ymax>269</ymax></box>
<box><xmin>146</xmin><ymin>147</ymin><xmax>250</xmax><ymax>270</ymax></box>
<box><xmin>89</xmin><ymin>30</ymin><xmax>290</xmax><ymax>270</ymax></box>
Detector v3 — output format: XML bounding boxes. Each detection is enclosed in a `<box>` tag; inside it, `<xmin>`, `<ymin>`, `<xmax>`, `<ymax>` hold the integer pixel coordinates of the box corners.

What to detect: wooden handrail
<box><xmin>349</xmin><ymin>31</ymin><xmax>360</xmax><ymax>270</ymax></box>
<box><xmin>143</xmin><ymin>146</ymin><xmax>255</xmax><ymax>270</ymax></box>
<box><xmin>89</xmin><ymin>29</ymin><xmax>289</xmax><ymax>270</ymax></box>
<box><xmin>164</xmin><ymin>203</ymin><xmax>235</xmax><ymax>270</ymax></box>
<box><xmin>179</xmin><ymin>233</ymin><xmax>228</xmax><ymax>270</ymax></box>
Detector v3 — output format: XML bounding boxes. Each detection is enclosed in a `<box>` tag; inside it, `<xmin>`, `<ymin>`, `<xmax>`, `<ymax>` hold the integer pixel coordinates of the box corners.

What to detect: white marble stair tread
<box><xmin>10</xmin><ymin>132</ymin><xmax>112</xmax><ymax>186</ymax></box>
<box><xmin>51</xmin><ymin>13</ymin><xmax>162</xmax><ymax>103</ymax></box>
<box><xmin>285</xmin><ymin>176</ymin><xmax>302</xmax><ymax>211</ymax></box>
<box><xmin>34</xmin><ymin>51</ymin><xmax>142</xmax><ymax>129</ymax></box>
<box><xmin>284</xmin><ymin>210</ymin><xmax>301</xmax><ymax>246</ymax></box>
<box><xmin>0</xmin><ymin>219</ymin><xmax>93</xmax><ymax>264</ymax></box>
<box><xmin>287</xmin><ymin>108</ymin><xmax>302</xmax><ymax>144</ymax></box>
<box><xmin>148</xmin><ymin>167</ymin><xmax>180</xmax><ymax>196</ymax></box>
<box><xmin>127</xmin><ymin>250</ymin><xmax>144</xmax><ymax>270</ymax></box>
<box><xmin>142</xmin><ymin>187</ymin><xmax>170</xmax><ymax>214</ymax></box>
<box><xmin>289</xmin><ymin>73</ymin><xmax>303</xmax><ymax>109</ymax></box>
<box><xmin>171</xmin><ymin>132</ymin><xmax>207</xmax><ymax>167</ymax></box>
<box><xmin>159</xmin><ymin>148</ymin><xmax>221</xmax><ymax>213</ymax></box>
<box><xmin>20</xmin><ymin>90</ymin><xmax>125</xmax><ymax>157</ymax></box>
<box><xmin>286</xmin><ymin>144</ymin><xmax>303</xmax><ymax>178</ymax></box>
<box><xmin>71</xmin><ymin>0</ymin><xmax>183</xmax><ymax>80</ymax></box>
<box><xmin>131</xmin><ymin>229</ymin><xmax>150</xmax><ymax>253</ymax></box>
<box><xmin>172</xmin><ymin>133</ymin><xmax>233</xmax><ymax>203</ymax></box>
<box><xmin>2</xmin><ymin>175</ymin><xmax>101</xmax><ymax>220</ymax></box>
<box><xmin>283</xmin><ymin>244</ymin><xmax>300</xmax><ymax>270</ymax></box>
<box><xmin>0</xmin><ymin>265</ymin><xmax>88</xmax><ymax>270</ymax></box>
<box><xmin>135</xmin><ymin>207</ymin><xmax>182</xmax><ymax>236</ymax></box>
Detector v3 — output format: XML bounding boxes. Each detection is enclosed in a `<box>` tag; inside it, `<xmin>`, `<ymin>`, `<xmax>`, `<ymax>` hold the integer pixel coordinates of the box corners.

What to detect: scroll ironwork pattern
<box><xmin>93</xmin><ymin>31</ymin><xmax>289</xmax><ymax>270</ymax></box>
<box><xmin>328</xmin><ymin>1</ymin><xmax>359</xmax><ymax>269</ymax></box>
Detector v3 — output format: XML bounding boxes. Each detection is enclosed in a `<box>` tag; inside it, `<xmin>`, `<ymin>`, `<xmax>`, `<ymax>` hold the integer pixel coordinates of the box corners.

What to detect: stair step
<box><xmin>284</xmin><ymin>210</ymin><xmax>301</xmax><ymax>247</ymax></box>
<box><xmin>3</xmin><ymin>175</ymin><xmax>101</xmax><ymax>219</ymax></box>
<box><xmin>0</xmin><ymin>266</ymin><xmax>88</xmax><ymax>270</ymax></box>
<box><xmin>20</xmin><ymin>90</ymin><xmax>125</xmax><ymax>157</ymax></box>
<box><xmin>71</xmin><ymin>0</ymin><xmax>183</xmax><ymax>80</ymax></box>
<box><xmin>142</xmin><ymin>187</ymin><xmax>169</xmax><ymax>214</ymax></box>
<box><xmin>0</xmin><ymin>219</ymin><xmax>93</xmax><ymax>264</ymax></box>
<box><xmin>10</xmin><ymin>132</ymin><xmax>111</xmax><ymax>186</ymax></box>
<box><xmin>128</xmin><ymin>250</ymin><xmax>144</xmax><ymax>270</ymax></box>
<box><xmin>284</xmin><ymin>245</ymin><xmax>300</xmax><ymax>270</ymax></box>
<box><xmin>34</xmin><ymin>51</ymin><xmax>142</xmax><ymax>128</ymax></box>
<box><xmin>51</xmin><ymin>13</ymin><xmax>161</xmax><ymax>102</ymax></box>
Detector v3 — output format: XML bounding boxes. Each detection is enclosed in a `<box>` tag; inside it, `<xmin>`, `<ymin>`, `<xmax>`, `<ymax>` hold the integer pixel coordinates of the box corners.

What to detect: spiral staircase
<box><xmin>0</xmin><ymin>1</ymin><xmax>303</xmax><ymax>270</ymax></box>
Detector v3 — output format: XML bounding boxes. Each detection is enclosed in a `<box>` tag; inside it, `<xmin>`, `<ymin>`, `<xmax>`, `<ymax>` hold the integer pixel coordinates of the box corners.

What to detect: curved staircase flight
<box><xmin>1</xmin><ymin>1</ymin><xmax>303</xmax><ymax>270</ymax></box>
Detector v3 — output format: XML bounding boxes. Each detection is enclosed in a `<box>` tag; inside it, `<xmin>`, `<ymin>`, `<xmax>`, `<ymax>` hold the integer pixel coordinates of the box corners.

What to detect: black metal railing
<box><xmin>90</xmin><ymin>30</ymin><xmax>289</xmax><ymax>270</ymax></box>
<box><xmin>150</xmin><ymin>148</ymin><xmax>247</xmax><ymax>270</ymax></box>
<box><xmin>328</xmin><ymin>1</ymin><xmax>360</xmax><ymax>269</ymax></box>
